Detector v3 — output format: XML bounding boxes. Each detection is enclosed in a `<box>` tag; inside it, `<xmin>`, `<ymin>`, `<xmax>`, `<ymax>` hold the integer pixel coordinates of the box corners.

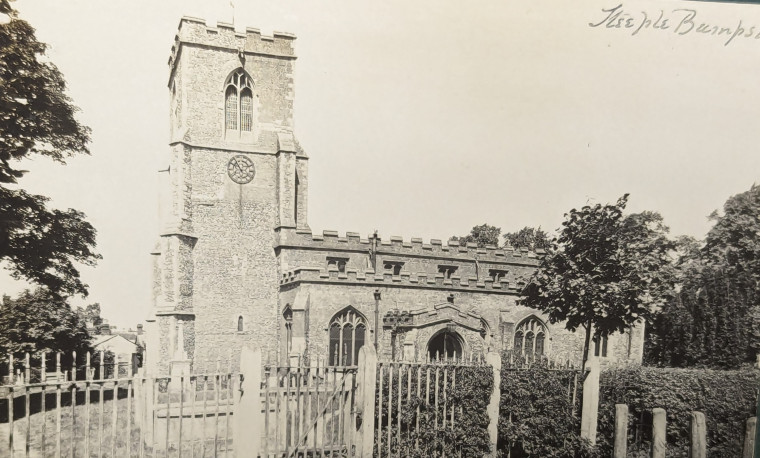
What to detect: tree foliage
<box><xmin>503</xmin><ymin>226</ymin><xmax>553</xmax><ymax>252</ymax></box>
<box><xmin>0</xmin><ymin>288</ymin><xmax>92</xmax><ymax>357</ymax></box>
<box><xmin>450</xmin><ymin>223</ymin><xmax>501</xmax><ymax>248</ymax></box>
<box><xmin>521</xmin><ymin>195</ymin><xmax>676</xmax><ymax>368</ymax></box>
<box><xmin>0</xmin><ymin>3</ymin><xmax>99</xmax><ymax>296</ymax></box>
<box><xmin>645</xmin><ymin>184</ymin><xmax>760</xmax><ymax>369</ymax></box>
<box><xmin>76</xmin><ymin>302</ymin><xmax>103</xmax><ymax>327</ymax></box>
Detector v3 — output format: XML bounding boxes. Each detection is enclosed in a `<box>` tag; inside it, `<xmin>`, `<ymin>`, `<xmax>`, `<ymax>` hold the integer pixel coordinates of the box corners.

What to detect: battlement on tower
<box><xmin>275</xmin><ymin>227</ymin><xmax>545</xmax><ymax>265</ymax></box>
<box><xmin>168</xmin><ymin>16</ymin><xmax>296</xmax><ymax>74</ymax></box>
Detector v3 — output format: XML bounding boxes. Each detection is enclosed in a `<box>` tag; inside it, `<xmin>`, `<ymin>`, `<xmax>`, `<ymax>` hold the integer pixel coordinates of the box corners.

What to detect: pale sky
<box><xmin>4</xmin><ymin>0</ymin><xmax>760</xmax><ymax>327</ymax></box>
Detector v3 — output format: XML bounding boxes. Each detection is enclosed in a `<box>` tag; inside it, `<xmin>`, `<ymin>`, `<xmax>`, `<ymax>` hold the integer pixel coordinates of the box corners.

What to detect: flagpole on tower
<box><xmin>230</xmin><ymin>1</ymin><xmax>235</xmax><ymax>27</ymax></box>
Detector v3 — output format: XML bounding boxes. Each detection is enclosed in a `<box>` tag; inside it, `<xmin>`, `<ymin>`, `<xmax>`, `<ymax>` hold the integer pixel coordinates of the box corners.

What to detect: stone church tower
<box><xmin>146</xmin><ymin>17</ymin><xmax>309</xmax><ymax>375</ymax></box>
<box><xmin>146</xmin><ymin>18</ymin><xmax>645</xmax><ymax>375</ymax></box>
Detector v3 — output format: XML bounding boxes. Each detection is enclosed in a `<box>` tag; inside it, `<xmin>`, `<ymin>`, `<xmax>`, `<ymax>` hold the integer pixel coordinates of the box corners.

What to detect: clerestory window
<box><xmin>489</xmin><ymin>269</ymin><xmax>509</xmax><ymax>282</ymax></box>
<box><xmin>224</xmin><ymin>69</ymin><xmax>254</xmax><ymax>134</ymax></box>
<box><xmin>327</xmin><ymin>257</ymin><xmax>348</xmax><ymax>273</ymax></box>
<box><xmin>383</xmin><ymin>261</ymin><xmax>404</xmax><ymax>276</ymax></box>
<box><xmin>437</xmin><ymin>265</ymin><xmax>458</xmax><ymax>279</ymax></box>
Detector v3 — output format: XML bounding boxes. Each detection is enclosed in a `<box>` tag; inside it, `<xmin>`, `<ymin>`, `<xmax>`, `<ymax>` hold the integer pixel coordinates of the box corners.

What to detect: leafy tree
<box><xmin>0</xmin><ymin>288</ymin><xmax>92</xmax><ymax>357</ymax></box>
<box><xmin>704</xmin><ymin>184</ymin><xmax>760</xmax><ymax>278</ymax></box>
<box><xmin>449</xmin><ymin>223</ymin><xmax>501</xmax><ymax>248</ymax></box>
<box><xmin>645</xmin><ymin>185</ymin><xmax>760</xmax><ymax>369</ymax></box>
<box><xmin>520</xmin><ymin>195</ymin><xmax>676</xmax><ymax>370</ymax></box>
<box><xmin>0</xmin><ymin>1</ymin><xmax>100</xmax><ymax>297</ymax></box>
<box><xmin>76</xmin><ymin>302</ymin><xmax>103</xmax><ymax>327</ymax></box>
<box><xmin>503</xmin><ymin>226</ymin><xmax>553</xmax><ymax>251</ymax></box>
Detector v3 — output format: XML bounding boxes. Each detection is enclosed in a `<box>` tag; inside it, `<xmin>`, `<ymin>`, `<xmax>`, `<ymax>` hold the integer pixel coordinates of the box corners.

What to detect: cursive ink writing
<box><xmin>590</xmin><ymin>4</ymin><xmax>760</xmax><ymax>46</ymax></box>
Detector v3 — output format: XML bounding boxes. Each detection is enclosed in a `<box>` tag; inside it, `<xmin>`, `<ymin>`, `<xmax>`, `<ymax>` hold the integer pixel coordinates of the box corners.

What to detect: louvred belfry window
<box><xmin>240</xmin><ymin>88</ymin><xmax>253</xmax><ymax>131</ymax></box>
<box><xmin>224</xmin><ymin>69</ymin><xmax>254</xmax><ymax>133</ymax></box>
<box><xmin>225</xmin><ymin>87</ymin><xmax>238</xmax><ymax>130</ymax></box>
<box><xmin>328</xmin><ymin>307</ymin><xmax>366</xmax><ymax>366</ymax></box>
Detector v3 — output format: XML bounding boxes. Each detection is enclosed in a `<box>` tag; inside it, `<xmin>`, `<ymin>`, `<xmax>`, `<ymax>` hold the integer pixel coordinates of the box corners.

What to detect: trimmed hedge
<box><xmin>498</xmin><ymin>359</ymin><xmax>597</xmax><ymax>457</ymax></box>
<box><xmin>598</xmin><ymin>366</ymin><xmax>758</xmax><ymax>457</ymax></box>
<box><xmin>374</xmin><ymin>364</ymin><xmax>492</xmax><ymax>457</ymax></box>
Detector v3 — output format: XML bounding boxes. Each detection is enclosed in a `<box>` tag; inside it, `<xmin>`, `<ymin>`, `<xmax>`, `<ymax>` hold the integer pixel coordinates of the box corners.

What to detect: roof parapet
<box><xmin>279</xmin><ymin>267</ymin><xmax>528</xmax><ymax>294</ymax></box>
<box><xmin>274</xmin><ymin>227</ymin><xmax>544</xmax><ymax>265</ymax></box>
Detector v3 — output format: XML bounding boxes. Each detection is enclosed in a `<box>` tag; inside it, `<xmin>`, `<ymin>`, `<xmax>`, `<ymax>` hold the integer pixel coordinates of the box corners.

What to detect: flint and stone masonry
<box><xmin>145</xmin><ymin>17</ymin><xmax>645</xmax><ymax>375</ymax></box>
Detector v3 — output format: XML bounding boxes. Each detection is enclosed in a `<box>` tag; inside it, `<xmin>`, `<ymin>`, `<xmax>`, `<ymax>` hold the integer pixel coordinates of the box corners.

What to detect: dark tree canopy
<box><xmin>0</xmin><ymin>288</ymin><xmax>92</xmax><ymax>357</ymax></box>
<box><xmin>76</xmin><ymin>302</ymin><xmax>103</xmax><ymax>327</ymax></box>
<box><xmin>645</xmin><ymin>184</ymin><xmax>760</xmax><ymax>369</ymax></box>
<box><xmin>503</xmin><ymin>226</ymin><xmax>552</xmax><ymax>252</ymax></box>
<box><xmin>450</xmin><ymin>223</ymin><xmax>501</xmax><ymax>248</ymax></box>
<box><xmin>521</xmin><ymin>195</ymin><xmax>676</xmax><ymax>368</ymax></box>
<box><xmin>0</xmin><ymin>4</ymin><xmax>99</xmax><ymax>297</ymax></box>
<box><xmin>704</xmin><ymin>184</ymin><xmax>760</xmax><ymax>278</ymax></box>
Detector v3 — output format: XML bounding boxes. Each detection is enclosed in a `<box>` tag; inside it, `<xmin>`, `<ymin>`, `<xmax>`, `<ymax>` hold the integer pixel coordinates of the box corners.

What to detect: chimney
<box><xmin>137</xmin><ymin>324</ymin><xmax>144</xmax><ymax>335</ymax></box>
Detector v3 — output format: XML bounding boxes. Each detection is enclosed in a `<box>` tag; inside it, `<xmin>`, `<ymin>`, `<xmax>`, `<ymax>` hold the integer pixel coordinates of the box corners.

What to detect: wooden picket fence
<box><xmin>374</xmin><ymin>354</ymin><xmax>491</xmax><ymax>457</ymax></box>
<box><xmin>1</xmin><ymin>346</ymin><xmax>509</xmax><ymax>457</ymax></box>
<box><xmin>258</xmin><ymin>361</ymin><xmax>358</xmax><ymax>457</ymax></box>
<box><xmin>0</xmin><ymin>351</ymin><xmax>240</xmax><ymax>457</ymax></box>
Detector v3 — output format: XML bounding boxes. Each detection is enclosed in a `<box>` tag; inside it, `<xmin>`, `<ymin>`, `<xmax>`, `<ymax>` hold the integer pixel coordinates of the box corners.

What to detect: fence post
<box><xmin>485</xmin><ymin>351</ymin><xmax>501</xmax><ymax>457</ymax></box>
<box><xmin>744</xmin><ymin>417</ymin><xmax>756</xmax><ymax>458</ymax></box>
<box><xmin>755</xmin><ymin>389</ymin><xmax>760</xmax><ymax>458</ymax></box>
<box><xmin>356</xmin><ymin>345</ymin><xmax>377</xmax><ymax>458</ymax></box>
<box><xmin>614</xmin><ymin>404</ymin><xmax>628</xmax><ymax>458</ymax></box>
<box><xmin>652</xmin><ymin>408</ymin><xmax>667</xmax><ymax>458</ymax></box>
<box><xmin>690</xmin><ymin>411</ymin><xmax>706</xmax><ymax>458</ymax></box>
<box><xmin>234</xmin><ymin>346</ymin><xmax>262</xmax><ymax>458</ymax></box>
<box><xmin>580</xmin><ymin>357</ymin><xmax>600</xmax><ymax>445</ymax></box>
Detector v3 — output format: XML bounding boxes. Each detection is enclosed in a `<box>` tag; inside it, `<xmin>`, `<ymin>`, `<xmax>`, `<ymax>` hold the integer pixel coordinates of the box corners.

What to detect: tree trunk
<box><xmin>582</xmin><ymin>319</ymin><xmax>592</xmax><ymax>372</ymax></box>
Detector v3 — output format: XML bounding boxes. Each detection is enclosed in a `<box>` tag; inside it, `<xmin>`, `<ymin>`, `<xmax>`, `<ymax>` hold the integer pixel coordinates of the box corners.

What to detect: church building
<box><xmin>145</xmin><ymin>17</ymin><xmax>644</xmax><ymax>375</ymax></box>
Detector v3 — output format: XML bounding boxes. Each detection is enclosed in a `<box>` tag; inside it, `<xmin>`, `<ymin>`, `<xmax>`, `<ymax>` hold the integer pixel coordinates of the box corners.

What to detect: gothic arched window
<box><xmin>328</xmin><ymin>307</ymin><xmax>366</xmax><ymax>366</ymax></box>
<box><xmin>224</xmin><ymin>69</ymin><xmax>254</xmax><ymax>133</ymax></box>
<box><xmin>514</xmin><ymin>316</ymin><xmax>547</xmax><ymax>358</ymax></box>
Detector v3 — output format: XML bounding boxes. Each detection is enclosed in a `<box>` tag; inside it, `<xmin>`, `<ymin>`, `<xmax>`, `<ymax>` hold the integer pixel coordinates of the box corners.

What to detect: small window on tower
<box><xmin>237</xmin><ymin>316</ymin><xmax>244</xmax><ymax>332</ymax></box>
<box><xmin>283</xmin><ymin>306</ymin><xmax>293</xmax><ymax>355</ymax></box>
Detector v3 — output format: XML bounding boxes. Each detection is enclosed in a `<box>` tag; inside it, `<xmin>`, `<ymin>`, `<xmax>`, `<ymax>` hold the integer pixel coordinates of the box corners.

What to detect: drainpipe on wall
<box><xmin>374</xmin><ymin>290</ymin><xmax>381</xmax><ymax>351</ymax></box>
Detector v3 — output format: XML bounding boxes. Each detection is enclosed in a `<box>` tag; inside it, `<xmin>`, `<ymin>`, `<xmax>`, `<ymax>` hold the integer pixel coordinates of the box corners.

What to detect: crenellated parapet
<box><xmin>279</xmin><ymin>266</ymin><xmax>529</xmax><ymax>294</ymax></box>
<box><xmin>169</xmin><ymin>16</ymin><xmax>296</xmax><ymax>81</ymax></box>
<box><xmin>275</xmin><ymin>227</ymin><xmax>544</xmax><ymax>265</ymax></box>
